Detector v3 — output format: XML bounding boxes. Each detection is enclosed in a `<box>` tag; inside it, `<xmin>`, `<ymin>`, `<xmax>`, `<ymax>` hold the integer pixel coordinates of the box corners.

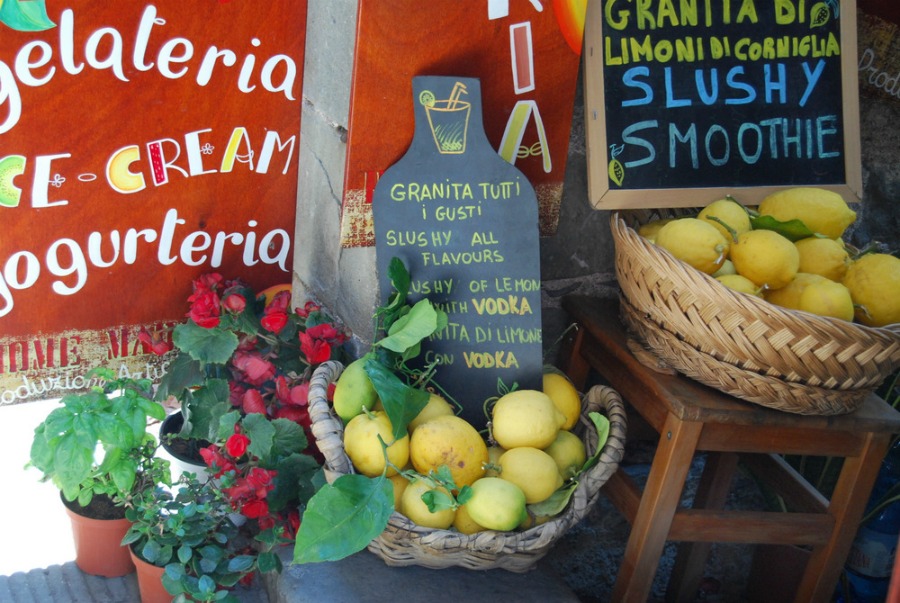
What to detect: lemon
<box><xmin>407</xmin><ymin>393</ymin><xmax>455</xmax><ymax>433</ymax></box>
<box><xmin>698</xmin><ymin>197</ymin><xmax>751</xmax><ymax>242</ymax></box>
<box><xmin>716</xmin><ymin>274</ymin><xmax>763</xmax><ymax>297</ymax></box>
<box><xmin>343</xmin><ymin>411</ymin><xmax>409</xmax><ymax>477</ymax></box>
<box><xmin>794</xmin><ymin>237</ymin><xmax>851</xmax><ymax>282</ymax></box>
<box><xmin>758</xmin><ymin>187</ymin><xmax>856</xmax><ymax>239</ymax></box>
<box><xmin>452</xmin><ymin>502</ymin><xmax>486</xmax><ymax>534</ymax></box>
<box><xmin>484</xmin><ymin>445</ymin><xmax>505</xmax><ymax>477</ymax></box>
<box><xmin>543</xmin><ymin>430</ymin><xmax>587</xmax><ymax>479</ymax></box>
<box><xmin>399</xmin><ymin>478</ymin><xmax>455</xmax><ymax>529</ymax></box>
<box><xmin>655</xmin><ymin>218</ymin><xmax>730</xmax><ymax>275</ymax></box>
<box><xmin>389</xmin><ymin>473</ymin><xmax>409</xmax><ymax>511</ymax></box>
<box><xmin>712</xmin><ymin>259</ymin><xmax>737</xmax><ymax>277</ymax></box>
<box><xmin>842</xmin><ymin>253</ymin><xmax>900</xmax><ymax>327</ymax></box>
<box><xmin>491</xmin><ymin>390</ymin><xmax>565</xmax><ymax>449</ymax></box>
<box><xmin>541</xmin><ymin>372</ymin><xmax>581</xmax><ymax>430</ymax></box>
<box><xmin>409</xmin><ymin>415</ymin><xmax>488</xmax><ymax>487</ymax></box>
<box><xmin>798</xmin><ymin>279</ymin><xmax>855</xmax><ymax>321</ymax></box>
<box><xmin>637</xmin><ymin>218</ymin><xmax>674</xmax><ymax>243</ymax></box>
<box><xmin>497</xmin><ymin>447</ymin><xmax>564</xmax><ymax>504</ymax></box>
<box><xmin>730</xmin><ymin>229</ymin><xmax>800</xmax><ymax>290</ymax></box>
<box><xmin>463</xmin><ymin>477</ymin><xmax>527</xmax><ymax>532</ymax></box>
<box><xmin>765</xmin><ymin>273</ymin><xmax>829</xmax><ymax>310</ymax></box>
<box><xmin>332</xmin><ymin>357</ymin><xmax>379</xmax><ymax>423</ymax></box>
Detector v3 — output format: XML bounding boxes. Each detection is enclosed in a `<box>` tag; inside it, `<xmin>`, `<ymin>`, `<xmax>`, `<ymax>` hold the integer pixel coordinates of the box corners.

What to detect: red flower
<box><xmin>241</xmin><ymin>499</ymin><xmax>269</xmax><ymax>519</ymax></box>
<box><xmin>298</xmin><ymin>331</ymin><xmax>331</xmax><ymax>364</ymax></box>
<box><xmin>274</xmin><ymin>405</ymin><xmax>309</xmax><ymax>425</ymax></box>
<box><xmin>306</xmin><ymin>323</ymin><xmax>340</xmax><ymax>341</ymax></box>
<box><xmin>137</xmin><ymin>327</ymin><xmax>173</xmax><ymax>355</ymax></box>
<box><xmin>190</xmin><ymin>273</ymin><xmax>224</xmax><ymax>295</ymax></box>
<box><xmin>295</xmin><ymin>301</ymin><xmax>320</xmax><ymax>318</ymax></box>
<box><xmin>246</xmin><ymin>467</ymin><xmax>276</xmax><ymax>495</ymax></box>
<box><xmin>222</xmin><ymin>292</ymin><xmax>246</xmax><ymax>314</ymax></box>
<box><xmin>199</xmin><ymin>446</ymin><xmax>236</xmax><ymax>478</ymax></box>
<box><xmin>226</xmin><ymin>432</ymin><xmax>250</xmax><ymax>458</ymax></box>
<box><xmin>265</xmin><ymin>290</ymin><xmax>291</xmax><ymax>313</ymax></box>
<box><xmin>231</xmin><ymin>351</ymin><xmax>276</xmax><ymax>385</ymax></box>
<box><xmin>187</xmin><ymin>290</ymin><xmax>221</xmax><ymax>328</ymax></box>
<box><xmin>261</xmin><ymin>311</ymin><xmax>288</xmax><ymax>333</ymax></box>
<box><xmin>257</xmin><ymin>515</ymin><xmax>276</xmax><ymax>531</ymax></box>
<box><xmin>241</xmin><ymin>389</ymin><xmax>267</xmax><ymax>415</ymax></box>
<box><xmin>228</xmin><ymin>382</ymin><xmax>247</xmax><ymax>407</ymax></box>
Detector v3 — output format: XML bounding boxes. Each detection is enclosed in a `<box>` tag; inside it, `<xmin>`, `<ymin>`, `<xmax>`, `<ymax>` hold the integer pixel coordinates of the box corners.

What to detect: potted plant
<box><xmin>123</xmin><ymin>473</ymin><xmax>277</xmax><ymax>603</ymax></box>
<box><xmin>28</xmin><ymin>369</ymin><xmax>171</xmax><ymax>577</ymax></box>
<box><xmin>150</xmin><ymin>274</ymin><xmax>347</xmax><ymax>478</ymax></box>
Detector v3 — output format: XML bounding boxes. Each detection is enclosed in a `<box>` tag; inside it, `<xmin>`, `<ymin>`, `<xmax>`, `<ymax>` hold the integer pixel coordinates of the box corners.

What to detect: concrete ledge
<box><xmin>266</xmin><ymin>548</ymin><xmax>580</xmax><ymax>603</ymax></box>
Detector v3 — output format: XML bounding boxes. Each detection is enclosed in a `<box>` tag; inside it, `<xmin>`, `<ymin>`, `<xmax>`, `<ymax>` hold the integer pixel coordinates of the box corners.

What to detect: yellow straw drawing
<box><xmin>448</xmin><ymin>82</ymin><xmax>468</xmax><ymax>109</ymax></box>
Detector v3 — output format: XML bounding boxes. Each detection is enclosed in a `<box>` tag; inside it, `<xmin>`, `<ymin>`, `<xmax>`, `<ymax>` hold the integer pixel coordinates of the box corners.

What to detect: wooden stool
<box><xmin>559</xmin><ymin>295</ymin><xmax>900</xmax><ymax>603</ymax></box>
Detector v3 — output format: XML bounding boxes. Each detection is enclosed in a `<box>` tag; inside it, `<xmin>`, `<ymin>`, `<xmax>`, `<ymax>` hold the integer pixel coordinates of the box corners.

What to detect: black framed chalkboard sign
<box><xmin>585</xmin><ymin>0</ymin><xmax>862</xmax><ymax>208</ymax></box>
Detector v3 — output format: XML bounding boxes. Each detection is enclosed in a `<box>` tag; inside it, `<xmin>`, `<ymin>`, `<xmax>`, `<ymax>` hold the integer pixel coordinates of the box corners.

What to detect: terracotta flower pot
<box><xmin>62</xmin><ymin>494</ymin><xmax>134</xmax><ymax>577</ymax></box>
<box><xmin>129</xmin><ymin>546</ymin><xmax>172</xmax><ymax>603</ymax></box>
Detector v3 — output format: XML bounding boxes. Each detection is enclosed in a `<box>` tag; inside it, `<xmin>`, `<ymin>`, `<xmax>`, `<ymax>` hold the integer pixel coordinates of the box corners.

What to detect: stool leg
<box><xmin>794</xmin><ymin>432</ymin><xmax>891</xmax><ymax>603</ymax></box>
<box><xmin>666</xmin><ymin>452</ymin><xmax>740</xmax><ymax>603</ymax></box>
<box><xmin>612</xmin><ymin>413</ymin><xmax>703</xmax><ymax>603</ymax></box>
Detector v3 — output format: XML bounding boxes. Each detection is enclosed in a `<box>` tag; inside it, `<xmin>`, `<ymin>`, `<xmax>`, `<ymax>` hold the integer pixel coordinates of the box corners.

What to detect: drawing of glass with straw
<box><xmin>420</xmin><ymin>81</ymin><xmax>470</xmax><ymax>154</ymax></box>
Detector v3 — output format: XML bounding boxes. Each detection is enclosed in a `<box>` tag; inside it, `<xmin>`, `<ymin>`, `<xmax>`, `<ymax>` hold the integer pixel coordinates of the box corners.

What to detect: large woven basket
<box><xmin>307</xmin><ymin>360</ymin><xmax>627</xmax><ymax>572</ymax></box>
<box><xmin>612</xmin><ymin>211</ymin><xmax>900</xmax><ymax>415</ymax></box>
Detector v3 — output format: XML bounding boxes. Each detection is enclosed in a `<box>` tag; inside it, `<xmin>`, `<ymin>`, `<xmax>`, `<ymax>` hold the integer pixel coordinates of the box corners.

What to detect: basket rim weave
<box><xmin>611</xmin><ymin>211</ymin><xmax>900</xmax><ymax>415</ymax></box>
<box><xmin>307</xmin><ymin>360</ymin><xmax>627</xmax><ymax>572</ymax></box>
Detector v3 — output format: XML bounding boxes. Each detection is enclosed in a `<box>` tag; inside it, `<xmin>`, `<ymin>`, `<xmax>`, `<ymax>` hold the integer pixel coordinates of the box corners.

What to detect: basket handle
<box><xmin>308</xmin><ymin>360</ymin><xmax>354</xmax><ymax>477</ymax></box>
<box><xmin>578</xmin><ymin>385</ymin><xmax>628</xmax><ymax>494</ymax></box>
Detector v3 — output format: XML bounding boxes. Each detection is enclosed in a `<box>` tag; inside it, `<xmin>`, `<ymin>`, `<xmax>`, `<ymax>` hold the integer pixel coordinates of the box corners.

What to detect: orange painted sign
<box><xmin>0</xmin><ymin>1</ymin><xmax>307</xmax><ymax>403</ymax></box>
<box><xmin>339</xmin><ymin>0</ymin><xmax>586</xmax><ymax>247</ymax></box>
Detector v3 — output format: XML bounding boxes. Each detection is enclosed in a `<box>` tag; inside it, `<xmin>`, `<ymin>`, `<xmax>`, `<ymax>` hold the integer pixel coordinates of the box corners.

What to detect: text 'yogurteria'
<box><xmin>0</xmin><ymin>208</ymin><xmax>291</xmax><ymax>318</ymax></box>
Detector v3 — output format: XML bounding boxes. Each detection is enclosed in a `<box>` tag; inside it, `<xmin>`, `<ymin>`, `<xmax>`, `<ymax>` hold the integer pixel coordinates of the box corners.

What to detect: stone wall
<box><xmin>293</xmin><ymin>2</ymin><xmax>899</xmax><ymax>358</ymax></box>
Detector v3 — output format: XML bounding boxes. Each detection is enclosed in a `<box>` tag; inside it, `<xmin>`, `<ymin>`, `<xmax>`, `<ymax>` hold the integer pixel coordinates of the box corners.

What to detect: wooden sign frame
<box><xmin>584</xmin><ymin>0</ymin><xmax>863</xmax><ymax>209</ymax></box>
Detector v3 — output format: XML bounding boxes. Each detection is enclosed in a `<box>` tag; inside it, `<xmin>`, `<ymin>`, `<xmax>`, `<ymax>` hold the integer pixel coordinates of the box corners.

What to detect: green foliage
<box><xmin>123</xmin><ymin>475</ymin><xmax>269</xmax><ymax>602</ymax></box>
<box><xmin>28</xmin><ymin>369</ymin><xmax>170</xmax><ymax>507</ymax></box>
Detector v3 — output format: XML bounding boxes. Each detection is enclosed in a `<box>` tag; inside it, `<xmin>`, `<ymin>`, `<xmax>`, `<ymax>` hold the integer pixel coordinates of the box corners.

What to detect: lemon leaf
<box><xmin>750</xmin><ymin>215</ymin><xmax>818</xmax><ymax>241</ymax></box>
<box><xmin>580</xmin><ymin>411</ymin><xmax>611</xmax><ymax>474</ymax></box>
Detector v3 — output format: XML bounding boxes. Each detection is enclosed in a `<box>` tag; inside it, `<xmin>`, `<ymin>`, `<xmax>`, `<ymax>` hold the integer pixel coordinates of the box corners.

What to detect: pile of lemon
<box><xmin>640</xmin><ymin>187</ymin><xmax>899</xmax><ymax>327</ymax></box>
<box><xmin>339</xmin><ymin>369</ymin><xmax>588</xmax><ymax>533</ymax></box>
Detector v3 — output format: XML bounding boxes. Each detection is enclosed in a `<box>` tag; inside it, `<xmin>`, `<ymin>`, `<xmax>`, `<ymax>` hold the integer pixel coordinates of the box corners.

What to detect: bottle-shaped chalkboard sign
<box><xmin>373</xmin><ymin>76</ymin><xmax>543</xmax><ymax>428</ymax></box>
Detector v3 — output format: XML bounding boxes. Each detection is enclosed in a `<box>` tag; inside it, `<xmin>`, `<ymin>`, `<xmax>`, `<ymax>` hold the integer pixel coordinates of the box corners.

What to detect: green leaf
<box><xmin>94</xmin><ymin>413</ymin><xmax>133</xmax><ymax>450</ymax></box>
<box><xmin>155</xmin><ymin>352</ymin><xmax>205</xmax><ymax>400</ymax></box>
<box><xmin>750</xmin><ymin>215</ymin><xmax>821</xmax><ymax>241</ymax></box>
<box><xmin>421</xmin><ymin>488</ymin><xmax>455</xmax><ymax>513</ymax></box>
<box><xmin>182</xmin><ymin>379</ymin><xmax>231</xmax><ymax>441</ymax></box>
<box><xmin>143</xmin><ymin>540</ymin><xmax>162</xmax><ymax>564</ymax></box>
<box><xmin>0</xmin><ymin>0</ymin><xmax>55</xmax><ymax>32</ymax></box>
<box><xmin>177</xmin><ymin>545</ymin><xmax>192</xmax><ymax>564</ymax></box>
<box><xmin>580</xmin><ymin>412</ymin><xmax>611</xmax><ymax>473</ymax></box>
<box><xmin>173</xmin><ymin>322</ymin><xmax>239</xmax><ymax>365</ymax></box>
<box><xmin>108</xmin><ymin>456</ymin><xmax>137</xmax><ymax>495</ymax></box>
<box><xmin>270</xmin><ymin>418</ymin><xmax>307</xmax><ymax>457</ymax></box>
<box><xmin>293</xmin><ymin>473</ymin><xmax>394</xmax><ymax>564</ymax></box>
<box><xmin>53</xmin><ymin>433</ymin><xmax>94</xmax><ymax>493</ymax></box>
<box><xmin>257</xmin><ymin>551</ymin><xmax>282</xmax><ymax>574</ymax></box>
<box><xmin>216</xmin><ymin>411</ymin><xmax>242</xmax><ymax>442</ymax></box>
<box><xmin>527</xmin><ymin>482</ymin><xmax>577</xmax><ymax>517</ymax></box>
<box><xmin>363</xmin><ymin>359</ymin><xmax>429</xmax><ymax>439</ymax></box>
<box><xmin>376</xmin><ymin>299</ymin><xmax>440</xmax><ymax>354</ymax></box>
<box><xmin>226</xmin><ymin>555</ymin><xmax>255</xmax><ymax>573</ymax></box>
<box><xmin>240</xmin><ymin>413</ymin><xmax>276</xmax><ymax>460</ymax></box>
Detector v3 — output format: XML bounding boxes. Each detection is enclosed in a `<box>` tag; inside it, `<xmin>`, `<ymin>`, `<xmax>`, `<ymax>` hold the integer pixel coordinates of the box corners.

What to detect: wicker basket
<box><xmin>307</xmin><ymin>360</ymin><xmax>627</xmax><ymax>572</ymax></box>
<box><xmin>612</xmin><ymin>211</ymin><xmax>900</xmax><ymax>415</ymax></box>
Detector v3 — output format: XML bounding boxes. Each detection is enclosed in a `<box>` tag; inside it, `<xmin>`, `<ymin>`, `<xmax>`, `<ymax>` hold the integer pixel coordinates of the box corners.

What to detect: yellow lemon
<box><xmin>698</xmin><ymin>197</ymin><xmax>751</xmax><ymax>241</ymax></box>
<box><xmin>407</xmin><ymin>393</ymin><xmax>455</xmax><ymax>433</ymax></box>
<box><xmin>794</xmin><ymin>237</ymin><xmax>851</xmax><ymax>282</ymax></box>
<box><xmin>765</xmin><ymin>273</ymin><xmax>829</xmax><ymax>310</ymax></box>
<box><xmin>798</xmin><ymin>279</ymin><xmax>855</xmax><ymax>321</ymax></box>
<box><xmin>637</xmin><ymin>218</ymin><xmax>674</xmax><ymax>243</ymax></box>
<box><xmin>399</xmin><ymin>478</ymin><xmax>455</xmax><ymax>529</ymax></box>
<box><xmin>842</xmin><ymin>253</ymin><xmax>900</xmax><ymax>327</ymax></box>
<box><xmin>332</xmin><ymin>357</ymin><xmax>379</xmax><ymax>423</ymax></box>
<box><xmin>484</xmin><ymin>445</ymin><xmax>506</xmax><ymax>477</ymax></box>
<box><xmin>497</xmin><ymin>447</ymin><xmax>564</xmax><ymax>504</ymax></box>
<box><xmin>541</xmin><ymin>372</ymin><xmax>581</xmax><ymax>430</ymax></box>
<box><xmin>343</xmin><ymin>411</ymin><xmax>409</xmax><ymax>477</ymax></box>
<box><xmin>491</xmin><ymin>390</ymin><xmax>565</xmax><ymax>450</ymax></box>
<box><xmin>758</xmin><ymin>187</ymin><xmax>856</xmax><ymax>239</ymax></box>
<box><xmin>712</xmin><ymin>259</ymin><xmax>737</xmax><ymax>277</ymax></box>
<box><xmin>716</xmin><ymin>274</ymin><xmax>763</xmax><ymax>297</ymax></box>
<box><xmin>655</xmin><ymin>218</ymin><xmax>730</xmax><ymax>275</ymax></box>
<box><xmin>730</xmin><ymin>229</ymin><xmax>800</xmax><ymax>290</ymax></box>
<box><xmin>543</xmin><ymin>429</ymin><xmax>587</xmax><ymax>479</ymax></box>
<box><xmin>463</xmin><ymin>477</ymin><xmax>527</xmax><ymax>532</ymax></box>
<box><xmin>409</xmin><ymin>415</ymin><xmax>488</xmax><ymax>487</ymax></box>
<box><xmin>389</xmin><ymin>473</ymin><xmax>409</xmax><ymax>511</ymax></box>
<box><xmin>452</xmin><ymin>502</ymin><xmax>487</xmax><ymax>535</ymax></box>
